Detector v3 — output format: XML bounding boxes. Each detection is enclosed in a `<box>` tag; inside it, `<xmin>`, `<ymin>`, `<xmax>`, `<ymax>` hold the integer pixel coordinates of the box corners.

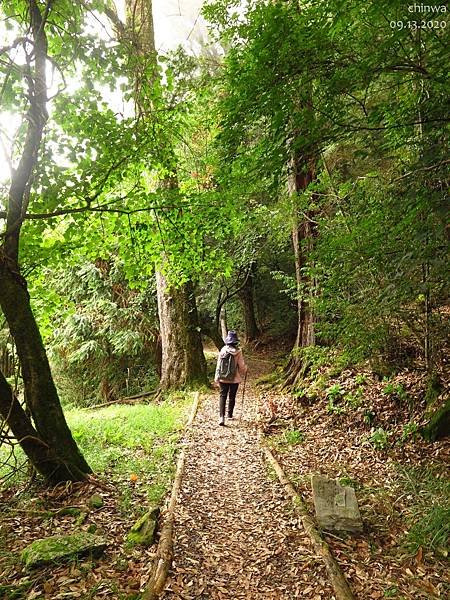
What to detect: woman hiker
<box><xmin>214</xmin><ymin>330</ymin><xmax>248</xmax><ymax>426</ymax></box>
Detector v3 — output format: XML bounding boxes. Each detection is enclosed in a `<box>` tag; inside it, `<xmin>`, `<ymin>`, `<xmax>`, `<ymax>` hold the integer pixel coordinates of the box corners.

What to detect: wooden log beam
<box><xmin>142</xmin><ymin>391</ymin><xmax>201</xmax><ymax>600</ymax></box>
<box><xmin>81</xmin><ymin>390</ymin><xmax>158</xmax><ymax>411</ymax></box>
<box><xmin>261</xmin><ymin>439</ymin><xmax>356</xmax><ymax>600</ymax></box>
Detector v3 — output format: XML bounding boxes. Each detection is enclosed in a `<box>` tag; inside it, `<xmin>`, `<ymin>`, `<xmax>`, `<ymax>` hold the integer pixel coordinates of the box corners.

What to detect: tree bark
<box><xmin>290</xmin><ymin>160</ymin><xmax>315</xmax><ymax>350</ymax></box>
<box><xmin>284</xmin><ymin>156</ymin><xmax>316</xmax><ymax>388</ymax></box>
<box><xmin>238</xmin><ymin>266</ymin><xmax>260</xmax><ymax>342</ymax></box>
<box><xmin>198</xmin><ymin>311</ymin><xmax>224</xmax><ymax>350</ymax></box>
<box><xmin>0</xmin><ymin>0</ymin><xmax>91</xmax><ymax>482</ymax></box>
<box><xmin>5</xmin><ymin>0</ymin><xmax>48</xmax><ymax>262</ymax></box>
<box><xmin>156</xmin><ymin>274</ymin><xmax>206</xmax><ymax>389</ymax></box>
<box><xmin>219</xmin><ymin>305</ymin><xmax>228</xmax><ymax>341</ymax></box>
<box><xmin>0</xmin><ymin>264</ymin><xmax>92</xmax><ymax>480</ymax></box>
<box><xmin>0</xmin><ymin>370</ymin><xmax>88</xmax><ymax>483</ymax></box>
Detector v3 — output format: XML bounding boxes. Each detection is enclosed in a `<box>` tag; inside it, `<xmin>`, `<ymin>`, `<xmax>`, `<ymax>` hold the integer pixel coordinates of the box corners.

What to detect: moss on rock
<box><xmin>21</xmin><ymin>532</ymin><xmax>107</xmax><ymax>569</ymax></box>
<box><xmin>88</xmin><ymin>494</ymin><xmax>104</xmax><ymax>509</ymax></box>
<box><xmin>127</xmin><ymin>506</ymin><xmax>160</xmax><ymax>546</ymax></box>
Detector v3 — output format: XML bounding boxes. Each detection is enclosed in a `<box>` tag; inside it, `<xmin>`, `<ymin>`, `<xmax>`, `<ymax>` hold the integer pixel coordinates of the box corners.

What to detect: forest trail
<box><xmin>160</xmin><ymin>354</ymin><xmax>334</xmax><ymax>599</ymax></box>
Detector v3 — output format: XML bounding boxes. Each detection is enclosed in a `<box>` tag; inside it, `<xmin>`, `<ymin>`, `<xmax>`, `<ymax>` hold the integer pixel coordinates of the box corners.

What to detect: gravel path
<box><xmin>160</xmin><ymin>356</ymin><xmax>334</xmax><ymax>599</ymax></box>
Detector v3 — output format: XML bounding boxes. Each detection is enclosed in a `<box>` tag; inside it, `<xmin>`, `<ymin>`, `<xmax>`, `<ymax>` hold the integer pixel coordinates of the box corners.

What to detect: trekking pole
<box><xmin>240</xmin><ymin>371</ymin><xmax>247</xmax><ymax>421</ymax></box>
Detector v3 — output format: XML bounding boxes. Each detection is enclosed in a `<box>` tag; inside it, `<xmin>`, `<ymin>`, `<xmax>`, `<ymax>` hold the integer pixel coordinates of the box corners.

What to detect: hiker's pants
<box><xmin>219</xmin><ymin>382</ymin><xmax>239</xmax><ymax>417</ymax></box>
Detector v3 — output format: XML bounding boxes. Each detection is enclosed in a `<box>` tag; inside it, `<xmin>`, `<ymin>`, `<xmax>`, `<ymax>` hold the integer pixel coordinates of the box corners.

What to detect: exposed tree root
<box><xmin>282</xmin><ymin>354</ymin><xmax>313</xmax><ymax>390</ymax></box>
<box><xmin>82</xmin><ymin>390</ymin><xmax>159</xmax><ymax>411</ymax></box>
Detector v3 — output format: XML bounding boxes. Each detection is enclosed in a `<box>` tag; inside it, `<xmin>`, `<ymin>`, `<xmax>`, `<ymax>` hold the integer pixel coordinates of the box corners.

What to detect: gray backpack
<box><xmin>218</xmin><ymin>351</ymin><xmax>237</xmax><ymax>380</ymax></box>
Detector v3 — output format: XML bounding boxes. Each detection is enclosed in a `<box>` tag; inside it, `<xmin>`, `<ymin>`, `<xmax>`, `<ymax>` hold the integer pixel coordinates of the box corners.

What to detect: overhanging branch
<box><xmin>0</xmin><ymin>202</ymin><xmax>180</xmax><ymax>224</ymax></box>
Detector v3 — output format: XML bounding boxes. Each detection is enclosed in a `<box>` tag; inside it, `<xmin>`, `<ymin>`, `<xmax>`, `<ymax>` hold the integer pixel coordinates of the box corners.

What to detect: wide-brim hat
<box><xmin>225</xmin><ymin>330</ymin><xmax>239</xmax><ymax>345</ymax></box>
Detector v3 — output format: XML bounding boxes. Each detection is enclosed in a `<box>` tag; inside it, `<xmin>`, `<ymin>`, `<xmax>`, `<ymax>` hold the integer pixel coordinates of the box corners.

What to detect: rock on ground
<box><xmin>128</xmin><ymin>506</ymin><xmax>160</xmax><ymax>546</ymax></box>
<box><xmin>311</xmin><ymin>474</ymin><xmax>363</xmax><ymax>533</ymax></box>
<box><xmin>21</xmin><ymin>531</ymin><xmax>107</xmax><ymax>569</ymax></box>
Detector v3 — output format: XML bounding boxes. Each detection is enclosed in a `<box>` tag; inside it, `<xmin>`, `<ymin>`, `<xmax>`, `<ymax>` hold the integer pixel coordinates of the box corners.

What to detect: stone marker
<box><xmin>311</xmin><ymin>474</ymin><xmax>363</xmax><ymax>533</ymax></box>
<box><xmin>127</xmin><ymin>506</ymin><xmax>160</xmax><ymax>546</ymax></box>
<box><xmin>21</xmin><ymin>532</ymin><xmax>107</xmax><ymax>568</ymax></box>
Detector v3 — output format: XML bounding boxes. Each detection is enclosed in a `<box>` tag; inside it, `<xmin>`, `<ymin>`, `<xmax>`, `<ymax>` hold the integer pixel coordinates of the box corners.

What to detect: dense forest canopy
<box><xmin>0</xmin><ymin>3</ymin><xmax>448</xmax><ymax>599</ymax></box>
<box><xmin>0</xmin><ymin>0</ymin><xmax>448</xmax><ymax>480</ymax></box>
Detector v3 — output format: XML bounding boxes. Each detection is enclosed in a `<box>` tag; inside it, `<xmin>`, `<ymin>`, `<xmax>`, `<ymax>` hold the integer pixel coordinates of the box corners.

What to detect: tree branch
<box><xmin>0</xmin><ymin>203</ymin><xmax>180</xmax><ymax>224</ymax></box>
<box><xmin>391</xmin><ymin>160</ymin><xmax>450</xmax><ymax>183</ymax></box>
<box><xmin>3</xmin><ymin>0</ymin><xmax>50</xmax><ymax>262</ymax></box>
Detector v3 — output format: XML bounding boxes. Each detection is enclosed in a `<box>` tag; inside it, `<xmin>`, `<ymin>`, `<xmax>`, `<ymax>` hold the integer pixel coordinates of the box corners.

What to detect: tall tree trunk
<box><xmin>125</xmin><ymin>0</ymin><xmax>206</xmax><ymax>390</ymax></box>
<box><xmin>152</xmin><ymin>183</ymin><xmax>206</xmax><ymax>388</ymax></box>
<box><xmin>0</xmin><ymin>370</ymin><xmax>88</xmax><ymax>483</ymax></box>
<box><xmin>284</xmin><ymin>156</ymin><xmax>316</xmax><ymax>388</ymax></box>
<box><xmin>292</xmin><ymin>212</ymin><xmax>315</xmax><ymax>350</ymax></box>
<box><xmin>0</xmin><ymin>266</ymin><xmax>92</xmax><ymax>480</ymax></box>
<box><xmin>291</xmin><ymin>161</ymin><xmax>315</xmax><ymax>350</ymax></box>
<box><xmin>153</xmin><ymin>183</ymin><xmax>206</xmax><ymax>389</ymax></box>
<box><xmin>0</xmin><ymin>0</ymin><xmax>91</xmax><ymax>482</ymax></box>
<box><xmin>238</xmin><ymin>267</ymin><xmax>260</xmax><ymax>342</ymax></box>
<box><xmin>156</xmin><ymin>274</ymin><xmax>206</xmax><ymax>388</ymax></box>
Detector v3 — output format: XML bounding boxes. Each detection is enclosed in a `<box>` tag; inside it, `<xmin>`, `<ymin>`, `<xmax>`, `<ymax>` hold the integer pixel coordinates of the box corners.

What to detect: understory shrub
<box><xmin>38</xmin><ymin>259</ymin><xmax>161</xmax><ymax>407</ymax></box>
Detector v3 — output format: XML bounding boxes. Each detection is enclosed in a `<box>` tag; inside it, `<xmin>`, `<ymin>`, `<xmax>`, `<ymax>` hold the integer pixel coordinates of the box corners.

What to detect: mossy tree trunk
<box><xmin>422</xmin><ymin>397</ymin><xmax>450</xmax><ymax>441</ymax></box>
<box><xmin>0</xmin><ymin>369</ymin><xmax>89</xmax><ymax>484</ymax></box>
<box><xmin>156</xmin><ymin>274</ymin><xmax>206</xmax><ymax>389</ymax></box>
<box><xmin>0</xmin><ymin>0</ymin><xmax>91</xmax><ymax>483</ymax></box>
<box><xmin>284</xmin><ymin>155</ymin><xmax>316</xmax><ymax>388</ymax></box>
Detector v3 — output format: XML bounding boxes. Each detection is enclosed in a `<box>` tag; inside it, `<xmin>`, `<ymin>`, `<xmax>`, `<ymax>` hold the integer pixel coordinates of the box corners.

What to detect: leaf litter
<box><xmin>0</xmin><ymin>353</ymin><xmax>448</xmax><ymax>599</ymax></box>
<box><xmin>258</xmin><ymin>360</ymin><xmax>449</xmax><ymax>599</ymax></box>
<box><xmin>160</xmin><ymin>355</ymin><xmax>335</xmax><ymax>600</ymax></box>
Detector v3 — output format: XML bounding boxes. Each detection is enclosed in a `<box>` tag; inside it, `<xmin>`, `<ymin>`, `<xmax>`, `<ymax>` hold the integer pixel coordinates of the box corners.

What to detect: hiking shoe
<box><xmin>227</xmin><ymin>414</ymin><xmax>234</xmax><ymax>419</ymax></box>
<box><xmin>219</xmin><ymin>416</ymin><xmax>225</xmax><ymax>426</ymax></box>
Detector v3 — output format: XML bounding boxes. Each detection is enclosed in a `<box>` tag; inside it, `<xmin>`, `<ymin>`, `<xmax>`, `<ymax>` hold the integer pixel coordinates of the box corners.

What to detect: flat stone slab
<box><xmin>311</xmin><ymin>474</ymin><xmax>363</xmax><ymax>533</ymax></box>
<box><xmin>21</xmin><ymin>532</ymin><xmax>107</xmax><ymax>568</ymax></box>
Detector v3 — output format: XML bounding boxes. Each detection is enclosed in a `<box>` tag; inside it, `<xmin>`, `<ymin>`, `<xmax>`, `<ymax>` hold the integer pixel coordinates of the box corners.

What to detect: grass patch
<box><xmin>398</xmin><ymin>465</ymin><xmax>450</xmax><ymax>558</ymax></box>
<box><xmin>339</xmin><ymin>476</ymin><xmax>360</xmax><ymax>490</ymax></box>
<box><xmin>67</xmin><ymin>396</ymin><xmax>191</xmax><ymax>504</ymax></box>
<box><xmin>1</xmin><ymin>394</ymin><xmax>192</xmax><ymax>507</ymax></box>
<box><xmin>268</xmin><ymin>427</ymin><xmax>305</xmax><ymax>452</ymax></box>
<box><xmin>68</xmin><ymin>401</ymin><xmax>188</xmax><ymax>465</ymax></box>
<box><xmin>283</xmin><ymin>428</ymin><xmax>305</xmax><ymax>445</ymax></box>
<box><xmin>255</xmin><ymin>370</ymin><xmax>282</xmax><ymax>387</ymax></box>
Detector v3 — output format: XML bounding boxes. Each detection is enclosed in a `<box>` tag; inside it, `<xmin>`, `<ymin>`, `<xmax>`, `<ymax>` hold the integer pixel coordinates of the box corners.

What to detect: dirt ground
<box><xmin>161</xmin><ymin>354</ymin><xmax>335</xmax><ymax>599</ymax></box>
<box><xmin>1</xmin><ymin>351</ymin><xmax>448</xmax><ymax>599</ymax></box>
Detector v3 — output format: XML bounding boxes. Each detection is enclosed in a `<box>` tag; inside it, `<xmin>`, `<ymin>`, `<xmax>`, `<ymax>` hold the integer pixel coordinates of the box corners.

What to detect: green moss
<box><xmin>88</xmin><ymin>494</ymin><xmax>103</xmax><ymax>509</ymax></box>
<box><xmin>21</xmin><ymin>532</ymin><xmax>106</xmax><ymax>568</ymax></box>
<box><xmin>422</xmin><ymin>397</ymin><xmax>450</xmax><ymax>442</ymax></box>
<box><xmin>424</xmin><ymin>372</ymin><xmax>443</xmax><ymax>406</ymax></box>
<box><xmin>127</xmin><ymin>506</ymin><xmax>160</xmax><ymax>547</ymax></box>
